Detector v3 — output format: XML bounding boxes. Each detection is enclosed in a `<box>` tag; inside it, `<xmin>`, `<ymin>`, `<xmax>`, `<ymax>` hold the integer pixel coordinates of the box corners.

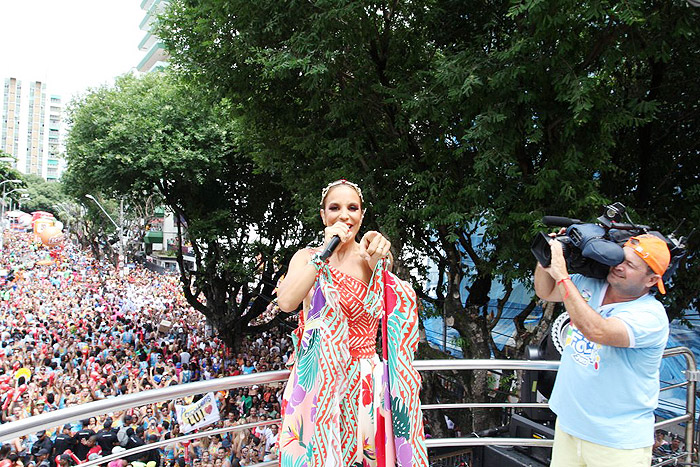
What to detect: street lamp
<box><xmin>18</xmin><ymin>193</ymin><xmax>30</xmax><ymax>212</ymax></box>
<box><xmin>0</xmin><ymin>179</ymin><xmax>22</xmax><ymax>252</ymax></box>
<box><xmin>5</xmin><ymin>187</ymin><xmax>27</xmax><ymax>197</ymax></box>
<box><xmin>85</xmin><ymin>194</ymin><xmax>125</xmax><ymax>272</ymax></box>
<box><xmin>4</xmin><ymin>188</ymin><xmax>28</xmax><ymax>213</ymax></box>
<box><xmin>0</xmin><ymin>179</ymin><xmax>22</xmax><ymax>188</ymax></box>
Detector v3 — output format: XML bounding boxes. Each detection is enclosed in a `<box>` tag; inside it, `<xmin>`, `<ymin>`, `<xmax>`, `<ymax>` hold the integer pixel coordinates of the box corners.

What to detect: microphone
<box><xmin>319</xmin><ymin>236</ymin><xmax>341</xmax><ymax>262</ymax></box>
<box><xmin>542</xmin><ymin>216</ymin><xmax>582</xmax><ymax>227</ymax></box>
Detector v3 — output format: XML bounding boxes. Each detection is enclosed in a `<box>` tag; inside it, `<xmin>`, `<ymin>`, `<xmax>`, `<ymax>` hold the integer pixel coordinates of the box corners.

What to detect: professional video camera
<box><xmin>531</xmin><ymin>202</ymin><xmax>687</xmax><ymax>280</ymax></box>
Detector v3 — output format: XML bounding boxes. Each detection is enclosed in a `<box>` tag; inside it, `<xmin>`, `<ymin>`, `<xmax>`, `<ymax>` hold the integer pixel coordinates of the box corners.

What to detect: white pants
<box><xmin>550</xmin><ymin>421</ymin><xmax>652</xmax><ymax>467</ymax></box>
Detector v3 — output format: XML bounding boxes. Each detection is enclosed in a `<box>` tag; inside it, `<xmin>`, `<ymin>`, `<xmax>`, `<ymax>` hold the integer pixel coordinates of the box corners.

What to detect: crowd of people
<box><xmin>652</xmin><ymin>429</ymin><xmax>685</xmax><ymax>458</ymax></box>
<box><xmin>0</xmin><ymin>232</ymin><xmax>286</xmax><ymax>467</ymax></box>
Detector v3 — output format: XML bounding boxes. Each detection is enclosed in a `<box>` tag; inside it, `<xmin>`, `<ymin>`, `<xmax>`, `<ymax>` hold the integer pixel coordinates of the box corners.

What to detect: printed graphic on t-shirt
<box><xmin>565</xmin><ymin>325</ymin><xmax>601</xmax><ymax>370</ymax></box>
<box><xmin>580</xmin><ymin>287</ymin><xmax>592</xmax><ymax>302</ymax></box>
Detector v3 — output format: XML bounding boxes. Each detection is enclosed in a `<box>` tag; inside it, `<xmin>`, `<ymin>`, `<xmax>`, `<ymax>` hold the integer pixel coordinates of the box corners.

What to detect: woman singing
<box><xmin>277</xmin><ymin>180</ymin><xmax>427</xmax><ymax>467</ymax></box>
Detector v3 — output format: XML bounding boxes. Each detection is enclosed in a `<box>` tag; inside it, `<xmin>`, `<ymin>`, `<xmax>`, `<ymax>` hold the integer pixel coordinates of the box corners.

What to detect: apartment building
<box><xmin>1</xmin><ymin>77</ymin><xmax>63</xmax><ymax>180</ymax></box>
<box><xmin>137</xmin><ymin>0</ymin><xmax>170</xmax><ymax>72</ymax></box>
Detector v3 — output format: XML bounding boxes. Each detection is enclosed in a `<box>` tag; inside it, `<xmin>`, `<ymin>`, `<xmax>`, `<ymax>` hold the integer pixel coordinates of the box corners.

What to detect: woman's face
<box><xmin>320</xmin><ymin>185</ymin><xmax>363</xmax><ymax>238</ymax></box>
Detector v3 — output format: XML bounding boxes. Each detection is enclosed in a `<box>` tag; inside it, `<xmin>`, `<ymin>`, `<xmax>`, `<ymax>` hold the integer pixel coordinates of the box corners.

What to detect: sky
<box><xmin>0</xmin><ymin>0</ymin><xmax>146</xmax><ymax>103</ymax></box>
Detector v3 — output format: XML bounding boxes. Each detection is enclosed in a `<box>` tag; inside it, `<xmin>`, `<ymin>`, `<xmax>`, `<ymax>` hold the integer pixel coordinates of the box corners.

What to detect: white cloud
<box><xmin>0</xmin><ymin>0</ymin><xmax>146</xmax><ymax>102</ymax></box>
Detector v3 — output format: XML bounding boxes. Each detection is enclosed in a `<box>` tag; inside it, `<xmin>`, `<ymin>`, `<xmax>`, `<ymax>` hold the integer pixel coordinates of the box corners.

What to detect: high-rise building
<box><xmin>25</xmin><ymin>81</ymin><xmax>46</xmax><ymax>176</ymax></box>
<box><xmin>46</xmin><ymin>95</ymin><xmax>62</xmax><ymax>181</ymax></box>
<box><xmin>1</xmin><ymin>77</ymin><xmax>64</xmax><ymax>180</ymax></box>
<box><xmin>1</xmin><ymin>78</ymin><xmax>21</xmax><ymax>166</ymax></box>
<box><xmin>137</xmin><ymin>0</ymin><xmax>170</xmax><ymax>72</ymax></box>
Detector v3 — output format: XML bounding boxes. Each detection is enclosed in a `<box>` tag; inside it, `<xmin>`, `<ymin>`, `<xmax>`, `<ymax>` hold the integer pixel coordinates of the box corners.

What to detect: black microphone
<box><xmin>542</xmin><ymin>216</ymin><xmax>582</xmax><ymax>227</ymax></box>
<box><xmin>319</xmin><ymin>235</ymin><xmax>341</xmax><ymax>261</ymax></box>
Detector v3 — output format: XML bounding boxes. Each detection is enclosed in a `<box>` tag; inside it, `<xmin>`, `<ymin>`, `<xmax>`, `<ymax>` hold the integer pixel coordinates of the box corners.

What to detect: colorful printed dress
<box><xmin>279</xmin><ymin>256</ymin><xmax>427</xmax><ymax>467</ymax></box>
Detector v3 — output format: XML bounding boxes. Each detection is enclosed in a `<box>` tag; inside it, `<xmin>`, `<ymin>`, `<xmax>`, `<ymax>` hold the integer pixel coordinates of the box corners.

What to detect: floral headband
<box><xmin>320</xmin><ymin>179</ymin><xmax>364</xmax><ymax>206</ymax></box>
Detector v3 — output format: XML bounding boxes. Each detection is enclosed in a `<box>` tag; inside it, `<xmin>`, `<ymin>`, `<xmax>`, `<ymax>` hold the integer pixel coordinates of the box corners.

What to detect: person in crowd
<box><xmin>84</xmin><ymin>435</ymin><xmax>102</xmax><ymax>462</ymax></box>
<box><xmin>96</xmin><ymin>419</ymin><xmax>118</xmax><ymax>455</ymax></box>
<box><xmin>276</xmin><ymin>179</ymin><xmax>427</xmax><ymax>466</ymax></box>
<box><xmin>143</xmin><ymin>434</ymin><xmax>161</xmax><ymax>467</ymax></box>
<box><xmin>658</xmin><ymin>435</ymin><xmax>684</xmax><ymax>456</ymax></box>
<box><xmin>30</xmin><ymin>432</ymin><xmax>52</xmax><ymax>463</ymax></box>
<box><xmin>535</xmin><ymin>233</ymin><xmax>671</xmax><ymax>466</ymax></box>
<box><xmin>52</xmin><ymin>425</ymin><xmax>76</xmax><ymax>460</ymax></box>
<box><xmin>57</xmin><ymin>453</ymin><xmax>73</xmax><ymax>467</ymax></box>
<box><xmin>33</xmin><ymin>449</ymin><xmax>50</xmax><ymax>467</ymax></box>
<box><xmin>72</xmin><ymin>424</ymin><xmax>95</xmax><ymax>462</ymax></box>
<box><xmin>652</xmin><ymin>429</ymin><xmax>669</xmax><ymax>456</ymax></box>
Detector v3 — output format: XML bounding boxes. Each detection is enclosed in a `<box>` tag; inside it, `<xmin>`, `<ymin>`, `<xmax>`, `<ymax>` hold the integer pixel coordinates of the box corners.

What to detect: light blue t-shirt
<box><xmin>549</xmin><ymin>275</ymin><xmax>669</xmax><ymax>449</ymax></box>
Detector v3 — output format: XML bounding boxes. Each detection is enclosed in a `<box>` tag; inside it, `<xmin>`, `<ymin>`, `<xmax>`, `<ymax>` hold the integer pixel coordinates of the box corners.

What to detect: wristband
<box><xmin>557</xmin><ymin>276</ymin><xmax>572</xmax><ymax>299</ymax></box>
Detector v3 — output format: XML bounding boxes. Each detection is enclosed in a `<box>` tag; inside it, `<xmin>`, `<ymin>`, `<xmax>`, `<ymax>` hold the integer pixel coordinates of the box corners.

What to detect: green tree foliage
<box><xmin>0</xmin><ymin>156</ymin><xmax>68</xmax><ymax>218</ymax></box>
<box><xmin>158</xmin><ymin>0</ymin><xmax>700</xmax><ymax>431</ymax></box>
<box><xmin>0</xmin><ymin>152</ymin><xmax>22</xmax><ymax>181</ymax></box>
<box><xmin>64</xmin><ymin>72</ymin><xmax>313</xmax><ymax>348</ymax></box>
<box><xmin>0</xmin><ymin>153</ymin><xmax>27</xmax><ymax>208</ymax></box>
<box><xmin>20</xmin><ymin>174</ymin><xmax>68</xmax><ymax>215</ymax></box>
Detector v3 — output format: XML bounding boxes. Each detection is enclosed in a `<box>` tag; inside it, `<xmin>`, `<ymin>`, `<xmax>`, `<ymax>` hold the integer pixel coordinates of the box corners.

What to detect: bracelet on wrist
<box><xmin>557</xmin><ymin>276</ymin><xmax>572</xmax><ymax>299</ymax></box>
<box><xmin>308</xmin><ymin>252</ymin><xmax>328</xmax><ymax>272</ymax></box>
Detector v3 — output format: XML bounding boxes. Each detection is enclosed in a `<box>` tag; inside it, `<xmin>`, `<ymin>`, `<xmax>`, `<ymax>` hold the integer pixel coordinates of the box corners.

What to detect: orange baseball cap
<box><xmin>624</xmin><ymin>234</ymin><xmax>671</xmax><ymax>294</ymax></box>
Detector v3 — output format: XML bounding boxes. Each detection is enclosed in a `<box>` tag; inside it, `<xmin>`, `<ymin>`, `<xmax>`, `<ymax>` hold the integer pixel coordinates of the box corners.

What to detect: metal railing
<box><xmin>0</xmin><ymin>347</ymin><xmax>695</xmax><ymax>466</ymax></box>
<box><xmin>0</xmin><ymin>370</ymin><xmax>290</xmax><ymax>442</ymax></box>
<box><xmin>656</xmin><ymin>346</ymin><xmax>698</xmax><ymax>465</ymax></box>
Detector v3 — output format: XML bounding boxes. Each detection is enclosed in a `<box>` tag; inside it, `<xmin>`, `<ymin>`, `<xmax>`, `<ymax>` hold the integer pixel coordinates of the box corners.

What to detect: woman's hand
<box><xmin>360</xmin><ymin>231</ymin><xmax>391</xmax><ymax>270</ymax></box>
<box><xmin>323</xmin><ymin>221</ymin><xmax>353</xmax><ymax>248</ymax></box>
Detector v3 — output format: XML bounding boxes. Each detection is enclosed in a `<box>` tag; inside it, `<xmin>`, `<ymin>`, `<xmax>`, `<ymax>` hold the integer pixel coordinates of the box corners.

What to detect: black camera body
<box><xmin>531</xmin><ymin>203</ymin><xmax>686</xmax><ymax>280</ymax></box>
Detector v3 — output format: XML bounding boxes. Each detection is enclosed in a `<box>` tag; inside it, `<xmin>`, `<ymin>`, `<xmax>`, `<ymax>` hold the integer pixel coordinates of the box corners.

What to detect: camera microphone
<box><xmin>319</xmin><ymin>235</ymin><xmax>341</xmax><ymax>261</ymax></box>
<box><xmin>542</xmin><ymin>216</ymin><xmax>582</xmax><ymax>227</ymax></box>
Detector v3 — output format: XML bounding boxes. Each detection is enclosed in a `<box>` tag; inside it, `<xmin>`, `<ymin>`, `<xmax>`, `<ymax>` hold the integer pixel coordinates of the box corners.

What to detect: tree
<box><xmin>64</xmin><ymin>71</ymin><xmax>313</xmax><ymax>349</ymax></box>
<box><xmin>0</xmin><ymin>152</ymin><xmax>22</xmax><ymax>181</ymax></box>
<box><xmin>20</xmin><ymin>174</ymin><xmax>69</xmax><ymax>215</ymax></box>
<box><xmin>158</xmin><ymin>0</ymin><xmax>700</xmax><ymax>434</ymax></box>
<box><xmin>0</xmin><ymin>153</ymin><xmax>27</xmax><ymax>207</ymax></box>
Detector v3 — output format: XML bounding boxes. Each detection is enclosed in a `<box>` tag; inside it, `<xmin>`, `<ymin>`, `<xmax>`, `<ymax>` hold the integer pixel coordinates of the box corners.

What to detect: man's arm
<box><xmin>539</xmin><ymin>241</ymin><xmax>630</xmax><ymax>347</ymax></box>
<box><xmin>534</xmin><ymin>263</ymin><xmax>562</xmax><ymax>302</ymax></box>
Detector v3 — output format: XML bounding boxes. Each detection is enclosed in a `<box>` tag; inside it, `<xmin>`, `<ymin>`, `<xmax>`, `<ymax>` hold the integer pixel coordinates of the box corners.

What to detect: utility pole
<box><xmin>119</xmin><ymin>198</ymin><xmax>125</xmax><ymax>274</ymax></box>
<box><xmin>0</xmin><ymin>179</ymin><xmax>22</xmax><ymax>252</ymax></box>
<box><xmin>85</xmin><ymin>194</ymin><xmax>124</xmax><ymax>274</ymax></box>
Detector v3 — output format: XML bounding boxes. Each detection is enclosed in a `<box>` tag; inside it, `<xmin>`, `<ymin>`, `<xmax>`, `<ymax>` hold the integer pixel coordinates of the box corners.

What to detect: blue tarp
<box><xmin>423</xmin><ymin>279</ymin><xmax>542</xmax><ymax>356</ymax></box>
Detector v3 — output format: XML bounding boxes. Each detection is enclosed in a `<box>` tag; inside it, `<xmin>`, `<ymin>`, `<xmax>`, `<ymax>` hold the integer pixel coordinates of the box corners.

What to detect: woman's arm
<box><xmin>277</xmin><ymin>222</ymin><xmax>353</xmax><ymax>311</ymax></box>
<box><xmin>276</xmin><ymin>249</ymin><xmax>316</xmax><ymax>312</ymax></box>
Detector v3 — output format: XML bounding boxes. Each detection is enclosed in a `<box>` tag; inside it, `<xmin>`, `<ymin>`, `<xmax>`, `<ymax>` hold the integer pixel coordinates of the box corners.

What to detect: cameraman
<box><xmin>535</xmin><ymin>234</ymin><xmax>670</xmax><ymax>467</ymax></box>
